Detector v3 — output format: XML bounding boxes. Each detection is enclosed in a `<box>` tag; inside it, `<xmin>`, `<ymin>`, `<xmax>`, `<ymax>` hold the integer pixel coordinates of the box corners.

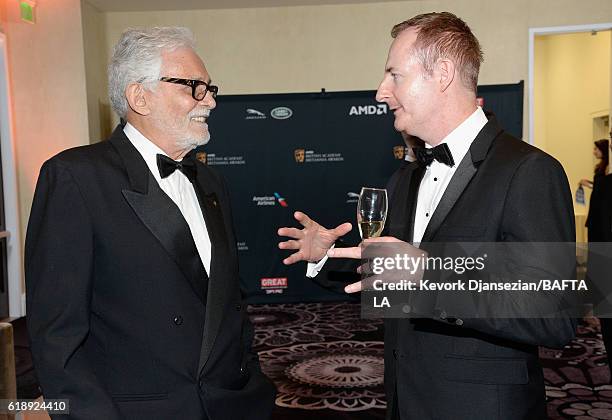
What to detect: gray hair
<box><xmin>108</xmin><ymin>27</ymin><xmax>196</xmax><ymax>118</ymax></box>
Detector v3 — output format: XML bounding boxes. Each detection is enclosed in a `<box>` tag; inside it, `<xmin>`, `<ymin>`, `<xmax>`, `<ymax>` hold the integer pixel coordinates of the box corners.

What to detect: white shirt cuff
<box><xmin>305</xmin><ymin>244</ymin><xmax>335</xmax><ymax>278</ymax></box>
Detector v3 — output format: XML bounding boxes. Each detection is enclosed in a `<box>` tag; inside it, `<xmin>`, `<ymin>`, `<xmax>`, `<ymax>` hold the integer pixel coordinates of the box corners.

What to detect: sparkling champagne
<box><xmin>357</xmin><ymin>187</ymin><xmax>387</xmax><ymax>239</ymax></box>
<box><xmin>359</xmin><ymin>220</ymin><xmax>384</xmax><ymax>239</ymax></box>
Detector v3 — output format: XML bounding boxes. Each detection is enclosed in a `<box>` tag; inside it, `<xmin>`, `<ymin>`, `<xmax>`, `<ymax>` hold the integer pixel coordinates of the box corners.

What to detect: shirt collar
<box><xmin>428</xmin><ymin>106</ymin><xmax>488</xmax><ymax>167</ymax></box>
<box><xmin>123</xmin><ymin>122</ymin><xmax>170</xmax><ymax>182</ymax></box>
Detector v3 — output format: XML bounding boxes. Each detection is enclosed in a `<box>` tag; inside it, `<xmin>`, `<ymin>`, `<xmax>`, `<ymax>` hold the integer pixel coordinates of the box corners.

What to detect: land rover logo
<box><xmin>271</xmin><ymin>107</ymin><xmax>293</xmax><ymax>120</ymax></box>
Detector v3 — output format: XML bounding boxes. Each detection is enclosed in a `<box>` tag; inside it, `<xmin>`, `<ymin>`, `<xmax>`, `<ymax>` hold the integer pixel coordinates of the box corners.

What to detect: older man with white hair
<box><xmin>25</xmin><ymin>27</ymin><xmax>275</xmax><ymax>419</ymax></box>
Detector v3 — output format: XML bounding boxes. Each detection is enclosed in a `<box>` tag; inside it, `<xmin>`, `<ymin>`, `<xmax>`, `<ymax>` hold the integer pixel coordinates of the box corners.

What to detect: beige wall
<box><xmin>534</xmin><ymin>31</ymin><xmax>611</xmax><ymax>216</ymax></box>
<box><xmin>0</xmin><ymin>0</ymin><xmax>610</xmax><ymax>250</ymax></box>
<box><xmin>87</xmin><ymin>0</ymin><xmax>612</xmax><ymax>134</ymax></box>
<box><xmin>81</xmin><ymin>0</ymin><xmax>110</xmax><ymax>143</ymax></box>
<box><xmin>0</xmin><ymin>0</ymin><xmax>89</xmax><ymax>249</ymax></box>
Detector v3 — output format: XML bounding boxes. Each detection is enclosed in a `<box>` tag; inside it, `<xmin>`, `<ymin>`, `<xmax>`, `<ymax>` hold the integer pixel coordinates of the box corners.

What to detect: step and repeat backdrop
<box><xmin>202</xmin><ymin>82</ymin><xmax>523</xmax><ymax>303</ymax></box>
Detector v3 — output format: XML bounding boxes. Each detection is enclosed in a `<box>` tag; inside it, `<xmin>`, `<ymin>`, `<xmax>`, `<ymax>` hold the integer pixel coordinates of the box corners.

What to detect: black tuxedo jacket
<box><xmin>586</xmin><ymin>172</ymin><xmax>610</xmax><ymax>241</ymax></box>
<box><xmin>604</xmin><ymin>174</ymin><xmax>612</xmax><ymax>241</ymax></box>
<box><xmin>586</xmin><ymin>174</ymin><xmax>612</xmax><ymax>312</ymax></box>
<box><xmin>381</xmin><ymin>117</ymin><xmax>577</xmax><ymax>419</ymax></box>
<box><xmin>590</xmin><ymin>173</ymin><xmax>612</xmax><ymax>241</ymax></box>
<box><xmin>25</xmin><ymin>126</ymin><xmax>275</xmax><ymax>420</ymax></box>
<box><xmin>313</xmin><ymin>117</ymin><xmax>576</xmax><ymax>419</ymax></box>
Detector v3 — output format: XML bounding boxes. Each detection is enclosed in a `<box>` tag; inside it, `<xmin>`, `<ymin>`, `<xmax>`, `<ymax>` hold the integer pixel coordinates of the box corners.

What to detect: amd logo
<box><xmin>349</xmin><ymin>104</ymin><xmax>388</xmax><ymax>116</ymax></box>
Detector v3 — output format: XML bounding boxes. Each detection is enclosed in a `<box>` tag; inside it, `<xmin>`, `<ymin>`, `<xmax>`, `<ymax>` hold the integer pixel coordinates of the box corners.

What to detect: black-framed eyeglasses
<box><xmin>159</xmin><ymin>77</ymin><xmax>219</xmax><ymax>100</ymax></box>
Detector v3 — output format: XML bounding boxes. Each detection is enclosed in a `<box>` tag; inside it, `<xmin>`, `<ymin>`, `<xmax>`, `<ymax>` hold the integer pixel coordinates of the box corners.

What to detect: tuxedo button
<box><xmin>439</xmin><ymin>311</ymin><xmax>447</xmax><ymax>320</ymax></box>
<box><xmin>198</xmin><ymin>379</ymin><xmax>204</xmax><ymax>388</ymax></box>
<box><xmin>455</xmin><ymin>318</ymin><xmax>464</xmax><ymax>326</ymax></box>
<box><xmin>392</xmin><ymin>349</ymin><xmax>399</xmax><ymax>359</ymax></box>
<box><xmin>235</xmin><ymin>304</ymin><xmax>242</xmax><ymax>311</ymax></box>
<box><xmin>173</xmin><ymin>315</ymin><xmax>184</xmax><ymax>325</ymax></box>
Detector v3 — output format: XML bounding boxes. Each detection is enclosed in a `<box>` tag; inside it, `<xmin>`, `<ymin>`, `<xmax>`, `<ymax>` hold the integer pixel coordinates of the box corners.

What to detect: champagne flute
<box><xmin>357</xmin><ymin>187</ymin><xmax>388</xmax><ymax>239</ymax></box>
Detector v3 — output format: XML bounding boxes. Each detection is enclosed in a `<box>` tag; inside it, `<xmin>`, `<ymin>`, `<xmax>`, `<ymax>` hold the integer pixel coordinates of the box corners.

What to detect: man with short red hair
<box><xmin>279</xmin><ymin>12</ymin><xmax>576</xmax><ymax>419</ymax></box>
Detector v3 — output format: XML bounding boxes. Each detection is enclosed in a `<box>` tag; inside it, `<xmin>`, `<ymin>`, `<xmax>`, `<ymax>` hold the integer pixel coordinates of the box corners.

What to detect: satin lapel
<box><xmin>420</xmin><ymin>117</ymin><xmax>503</xmax><ymax>243</ymax></box>
<box><xmin>420</xmin><ymin>151</ymin><xmax>477</xmax><ymax>243</ymax></box>
<box><xmin>387</xmin><ymin>162</ymin><xmax>423</xmax><ymax>242</ymax></box>
<box><xmin>122</xmin><ymin>178</ymin><xmax>206</xmax><ymax>302</ymax></box>
<box><xmin>193</xmin><ymin>166</ymin><xmax>233</xmax><ymax>373</ymax></box>
<box><xmin>109</xmin><ymin>126</ymin><xmax>206</xmax><ymax>302</ymax></box>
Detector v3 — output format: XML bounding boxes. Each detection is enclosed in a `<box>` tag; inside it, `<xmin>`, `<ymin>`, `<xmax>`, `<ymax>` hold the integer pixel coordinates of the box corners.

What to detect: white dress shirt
<box><xmin>124</xmin><ymin>123</ymin><xmax>212</xmax><ymax>274</ymax></box>
<box><xmin>412</xmin><ymin>107</ymin><xmax>488</xmax><ymax>243</ymax></box>
<box><xmin>306</xmin><ymin>107</ymin><xmax>488</xmax><ymax>277</ymax></box>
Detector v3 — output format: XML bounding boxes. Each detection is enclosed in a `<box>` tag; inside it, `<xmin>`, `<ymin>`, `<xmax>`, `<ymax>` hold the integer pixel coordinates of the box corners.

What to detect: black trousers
<box><xmin>601</xmin><ymin>318</ymin><xmax>612</xmax><ymax>380</ymax></box>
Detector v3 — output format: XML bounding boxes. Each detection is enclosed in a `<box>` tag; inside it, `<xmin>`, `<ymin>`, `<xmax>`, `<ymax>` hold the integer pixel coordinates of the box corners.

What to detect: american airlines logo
<box><xmin>349</xmin><ymin>104</ymin><xmax>388</xmax><ymax>116</ymax></box>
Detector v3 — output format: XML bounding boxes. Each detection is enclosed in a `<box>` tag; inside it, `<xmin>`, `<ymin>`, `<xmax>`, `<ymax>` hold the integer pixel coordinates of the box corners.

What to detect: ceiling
<box><xmin>86</xmin><ymin>0</ymin><xmax>399</xmax><ymax>12</ymax></box>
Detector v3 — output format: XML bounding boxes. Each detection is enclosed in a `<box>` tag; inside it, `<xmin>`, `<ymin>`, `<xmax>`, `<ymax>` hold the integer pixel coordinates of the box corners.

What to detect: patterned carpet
<box><xmin>542</xmin><ymin>322</ymin><xmax>612</xmax><ymax>419</ymax></box>
<box><xmin>250</xmin><ymin>302</ymin><xmax>386</xmax><ymax>419</ymax></box>
<box><xmin>250</xmin><ymin>302</ymin><xmax>612</xmax><ymax>420</ymax></box>
<box><xmin>12</xmin><ymin>303</ymin><xmax>612</xmax><ymax>419</ymax></box>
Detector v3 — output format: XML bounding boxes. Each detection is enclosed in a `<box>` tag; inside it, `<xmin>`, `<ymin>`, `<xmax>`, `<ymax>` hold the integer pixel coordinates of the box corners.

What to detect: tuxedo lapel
<box><xmin>420</xmin><ymin>151</ymin><xmax>477</xmax><ymax>242</ymax></box>
<box><xmin>420</xmin><ymin>117</ymin><xmax>503</xmax><ymax>242</ymax></box>
<box><xmin>109</xmin><ymin>126</ymin><xmax>207</xmax><ymax>303</ymax></box>
<box><xmin>192</xmin><ymin>165</ymin><xmax>234</xmax><ymax>374</ymax></box>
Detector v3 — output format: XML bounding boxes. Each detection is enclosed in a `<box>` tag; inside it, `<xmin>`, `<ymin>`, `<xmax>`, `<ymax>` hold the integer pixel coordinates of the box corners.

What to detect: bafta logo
<box><xmin>294</xmin><ymin>149</ymin><xmax>305</xmax><ymax>163</ymax></box>
<box><xmin>393</xmin><ymin>145</ymin><xmax>405</xmax><ymax>160</ymax></box>
<box><xmin>196</xmin><ymin>152</ymin><xmax>207</xmax><ymax>164</ymax></box>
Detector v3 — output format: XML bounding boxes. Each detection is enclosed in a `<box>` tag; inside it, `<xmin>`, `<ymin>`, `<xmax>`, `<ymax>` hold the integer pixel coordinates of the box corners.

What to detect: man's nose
<box><xmin>200</xmin><ymin>92</ymin><xmax>216</xmax><ymax>110</ymax></box>
<box><xmin>375</xmin><ymin>80</ymin><xmax>389</xmax><ymax>103</ymax></box>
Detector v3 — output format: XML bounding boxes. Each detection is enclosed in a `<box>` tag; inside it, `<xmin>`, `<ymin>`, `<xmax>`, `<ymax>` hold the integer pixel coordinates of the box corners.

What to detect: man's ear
<box><xmin>437</xmin><ymin>59</ymin><xmax>455</xmax><ymax>93</ymax></box>
<box><xmin>125</xmin><ymin>83</ymin><xmax>151</xmax><ymax>116</ymax></box>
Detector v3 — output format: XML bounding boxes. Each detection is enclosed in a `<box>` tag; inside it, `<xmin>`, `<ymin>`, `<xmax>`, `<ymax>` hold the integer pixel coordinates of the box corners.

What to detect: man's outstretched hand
<box><xmin>278</xmin><ymin>211</ymin><xmax>352</xmax><ymax>265</ymax></box>
<box><xmin>327</xmin><ymin>237</ymin><xmax>422</xmax><ymax>294</ymax></box>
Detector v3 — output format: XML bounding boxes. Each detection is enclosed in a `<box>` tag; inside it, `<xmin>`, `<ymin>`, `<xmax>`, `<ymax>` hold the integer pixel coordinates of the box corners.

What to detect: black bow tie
<box><xmin>156</xmin><ymin>154</ymin><xmax>197</xmax><ymax>182</ymax></box>
<box><xmin>413</xmin><ymin>143</ymin><xmax>455</xmax><ymax>167</ymax></box>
